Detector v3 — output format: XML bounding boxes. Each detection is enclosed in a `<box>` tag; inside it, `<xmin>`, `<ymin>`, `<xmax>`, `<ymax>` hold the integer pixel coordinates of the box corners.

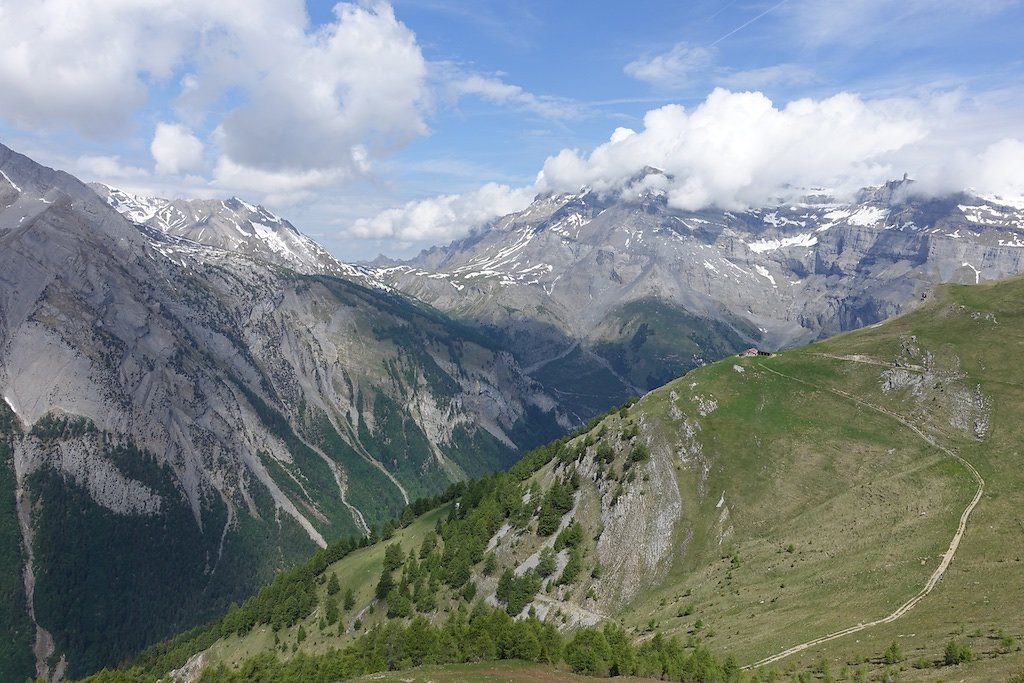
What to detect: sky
<box><xmin>1</xmin><ymin>0</ymin><xmax>1022</xmax><ymax>261</ymax></box>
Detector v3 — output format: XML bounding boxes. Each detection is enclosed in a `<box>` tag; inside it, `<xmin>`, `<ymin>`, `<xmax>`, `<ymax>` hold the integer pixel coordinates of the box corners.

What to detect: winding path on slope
<box><xmin>744</xmin><ymin>361</ymin><xmax>986</xmax><ymax>670</ymax></box>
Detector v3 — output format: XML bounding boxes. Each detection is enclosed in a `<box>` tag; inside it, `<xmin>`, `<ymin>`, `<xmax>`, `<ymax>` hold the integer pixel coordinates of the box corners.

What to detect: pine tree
<box><xmin>375</xmin><ymin>568</ymin><xmax>394</xmax><ymax>600</ymax></box>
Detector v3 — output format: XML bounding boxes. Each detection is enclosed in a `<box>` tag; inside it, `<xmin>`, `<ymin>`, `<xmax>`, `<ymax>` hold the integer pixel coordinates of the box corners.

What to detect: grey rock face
<box><xmin>376</xmin><ymin>177</ymin><xmax>1024</xmax><ymax>387</ymax></box>
<box><xmin>0</xmin><ymin>143</ymin><xmax>568</xmax><ymax>678</ymax></box>
<box><xmin>90</xmin><ymin>183</ymin><xmax>380</xmax><ymax>282</ymax></box>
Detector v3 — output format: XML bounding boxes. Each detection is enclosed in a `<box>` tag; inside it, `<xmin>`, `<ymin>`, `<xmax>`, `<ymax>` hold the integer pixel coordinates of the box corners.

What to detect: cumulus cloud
<box><xmin>0</xmin><ymin>1</ymin><xmax>429</xmax><ymax>197</ymax></box>
<box><xmin>907</xmin><ymin>137</ymin><xmax>1024</xmax><ymax>201</ymax></box>
<box><xmin>354</xmin><ymin>88</ymin><xmax>1024</xmax><ymax>247</ymax></box>
<box><xmin>151</xmin><ymin>123</ymin><xmax>204</xmax><ymax>175</ymax></box>
<box><xmin>537</xmin><ymin>88</ymin><xmax>929</xmax><ymax>209</ymax></box>
<box><xmin>212</xmin><ymin>2</ymin><xmax>427</xmax><ymax>173</ymax></box>
<box><xmin>967</xmin><ymin>138</ymin><xmax>1024</xmax><ymax>198</ymax></box>
<box><xmin>351</xmin><ymin>183</ymin><xmax>535</xmax><ymax>242</ymax></box>
<box><xmin>0</xmin><ymin>0</ymin><xmax>206</xmax><ymax>135</ymax></box>
<box><xmin>212</xmin><ymin>156</ymin><xmax>349</xmax><ymax>206</ymax></box>
<box><xmin>624</xmin><ymin>43</ymin><xmax>714</xmax><ymax>89</ymax></box>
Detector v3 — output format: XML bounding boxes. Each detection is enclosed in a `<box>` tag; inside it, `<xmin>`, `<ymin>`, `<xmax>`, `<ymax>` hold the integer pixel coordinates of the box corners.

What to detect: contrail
<box><xmin>708</xmin><ymin>0</ymin><xmax>742</xmax><ymax>20</ymax></box>
<box><xmin>710</xmin><ymin>0</ymin><xmax>788</xmax><ymax>46</ymax></box>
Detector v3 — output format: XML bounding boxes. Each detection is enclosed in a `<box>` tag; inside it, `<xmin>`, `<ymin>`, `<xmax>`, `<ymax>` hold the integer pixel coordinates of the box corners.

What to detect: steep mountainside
<box><xmin>0</xmin><ymin>143</ymin><xmax>568</xmax><ymax>680</ymax></box>
<box><xmin>146</xmin><ymin>274</ymin><xmax>1024</xmax><ymax>683</ymax></box>
<box><xmin>90</xmin><ymin>183</ymin><xmax>375</xmax><ymax>281</ymax></box>
<box><xmin>378</xmin><ymin>175</ymin><xmax>1024</xmax><ymax>416</ymax></box>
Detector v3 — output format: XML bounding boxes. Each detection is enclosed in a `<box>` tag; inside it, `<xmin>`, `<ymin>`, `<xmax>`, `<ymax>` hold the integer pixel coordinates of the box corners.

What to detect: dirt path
<box><xmin>744</xmin><ymin>361</ymin><xmax>986</xmax><ymax>670</ymax></box>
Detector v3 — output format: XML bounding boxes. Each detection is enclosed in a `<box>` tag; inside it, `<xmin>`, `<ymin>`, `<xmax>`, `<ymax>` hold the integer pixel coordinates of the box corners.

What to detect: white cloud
<box><xmin>537</xmin><ymin>89</ymin><xmax>929</xmax><ymax>209</ymax></box>
<box><xmin>212</xmin><ymin>157</ymin><xmax>346</xmax><ymax>207</ymax></box>
<box><xmin>151</xmin><ymin>123</ymin><xmax>204</xmax><ymax>175</ymax></box>
<box><xmin>212</xmin><ymin>2</ymin><xmax>428</xmax><ymax>174</ymax></box>
<box><xmin>624</xmin><ymin>43</ymin><xmax>714</xmax><ymax>89</ymax></box>
<box><xmin>351</xmin><ymin>183</ymin><xmax>535</xmax><ymax>242</ymax></box>
<box><xmin>74</xmin><ymin>155</ymin><xmax>150</xmax><ymax>181</ymax></box>
<box><xmin>0</xmin><ymin>1</ymin><xmax>429</xmax><ymax>198</ymax></box>
<box><xmin>967</xmin><ymin>138</ymin><xmax>1024</xmax><ymax>198</ymax></box>
<box><xmin>908</xmin><ymin>137</ymin><xmax>1024</xmax><ymax>201</ymax></box>
<box><xmin>354</xmin><ymin>87</ymin><xmax>1024</xmax><ymax>248</ymax></box>
<box><xmin>448</xmin><ymin>73</ymin><xmax>582</xmax><ymax>120</ymax></box>
<box><xmin>0</xmin><ymin>0</ymin><xmax>208</xmax><ymax>135</ymax></box>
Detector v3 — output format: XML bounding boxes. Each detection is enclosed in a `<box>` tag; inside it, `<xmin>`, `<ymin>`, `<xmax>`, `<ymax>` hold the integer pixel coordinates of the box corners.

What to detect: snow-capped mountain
<box><xmin>376</xmin><ymin>173</ymin><xmax>1024</xmax><ymax>411</ymax></box>
<box><xmin>91</xmin><ymin>183</ymin><xmax>382</xmax><ymax>284</ymax></box>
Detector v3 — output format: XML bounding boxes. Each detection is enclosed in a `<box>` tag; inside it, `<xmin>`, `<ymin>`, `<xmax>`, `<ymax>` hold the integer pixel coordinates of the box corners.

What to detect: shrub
<box><xmin>554</xmin><ymin>521</ymin><xmax>583</xmax><ymax>551</ymax></box>
<box><xmin>496</xmin><ymin>569</ymin><xmax>541</xmax><ymax>615</ymax></box>
<box><xmin>630</xmin><ymin>443</ymin><xmax>650</xmax><ymax>463</ymax></box>
<box><xmin>883</xmin><ymin>640</ymin><xmax>902</xmax><ymax>664</ymax></box>
<box><xmin>557</xmin><ymin>547</ymin><xmax>583</xmax><ymax>586</ymax></box>
<box><xmin>943</xmin><ymin>639</ymin><xmax>973</xmax><ymax>665</ymax></box>
<box><xmin>537</xmin><ymin>547</ymin><xmax>557</xmax><ymax>578</ymax></box>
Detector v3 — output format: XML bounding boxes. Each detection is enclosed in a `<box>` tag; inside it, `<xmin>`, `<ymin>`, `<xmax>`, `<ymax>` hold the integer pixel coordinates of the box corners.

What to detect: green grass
<box><xmin>553</xmin><ymin>276</ymin><xmax>1024</xmax><ymax>676</ymax></box>
<box><xmin>198</xmin><ymin>505</ymin><xmax>452</xmax><ymax>670</ymax></box>
<box><xmin>348</xmin><ymin>659</ymin><xmax>665</xmax><ymax>682</ymax></box>
<box><xmin>97</xmin><ymin>275</ymin><xmax>1024</xmax><ymax>683</ymax></box>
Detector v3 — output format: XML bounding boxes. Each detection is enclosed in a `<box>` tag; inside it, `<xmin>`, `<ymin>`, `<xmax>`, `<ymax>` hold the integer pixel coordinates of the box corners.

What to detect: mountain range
<box><xmin>0</xmin><ymin>143</ymin><xmax>566</xmax><ymax>680</ymax></box>
<box><xmin>3</xmin><ymin>141</ymin><xmax>1024</xmax><ymax>681</ymax></box>
<box><xmin>377</xmin><ymin>171</ymin><xmax>1024</xmax><ymax>416</ymax></box>
<box><xmin>97</xmin><ymin>271</ymin><xmax>1024</xmax><ymax>683</ymax></box>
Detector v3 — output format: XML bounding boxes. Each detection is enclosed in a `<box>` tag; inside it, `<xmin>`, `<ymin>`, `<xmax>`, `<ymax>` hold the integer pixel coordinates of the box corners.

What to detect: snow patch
<box><xmin>753</xmin><ymin>264</ymin><xmax>776</xmax><ymax>287</ymax></box>
<box><xmin>0</xmin><ymin>169</ymin><xmax>22</xmax><ymax>193</ymax></box>
<box><xmin>746</xmin><ymin>233</ymin><xmax>817</xmax><ymax>253</ymax></box>
<box><xmin>761</xmin><ymin>211</ymin><xmax>805</xmax><ymax>228</ymax></box>
<box><xmin>3</xmin><ymin>395</ymin><xmax>20</xmax><ymax>421</ymax></box>
<box><xmin>975</xmin><ymin>192</ymin><xmax>1024</xmax><ymax>210</ymax></box>
<box><xmin>847</xmin><ymin>206</ymin><xmax>888</xmax><ymax>226</ymax></box>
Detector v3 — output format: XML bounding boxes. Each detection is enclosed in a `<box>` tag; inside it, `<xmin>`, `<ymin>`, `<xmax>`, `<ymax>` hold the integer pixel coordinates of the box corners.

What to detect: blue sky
<box><xmin>1</xmin><ymin>0</ymin><xmax>1022</xmax><ymax>260</ymax></box>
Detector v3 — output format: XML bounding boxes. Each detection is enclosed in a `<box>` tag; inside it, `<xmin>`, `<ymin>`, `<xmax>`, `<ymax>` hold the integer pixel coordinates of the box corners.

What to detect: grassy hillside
<box><xmin>86</xmin><ymin>276</ymin><xmax>1024</xmax><ymax>682</ymax></box>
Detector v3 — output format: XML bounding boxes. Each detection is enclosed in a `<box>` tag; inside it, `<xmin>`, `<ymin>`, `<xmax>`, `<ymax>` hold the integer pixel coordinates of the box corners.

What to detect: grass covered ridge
<box><xmin>78</xmin><ymin>276</ymin><xmax>1024</xmax><ymax>682</ymax></box>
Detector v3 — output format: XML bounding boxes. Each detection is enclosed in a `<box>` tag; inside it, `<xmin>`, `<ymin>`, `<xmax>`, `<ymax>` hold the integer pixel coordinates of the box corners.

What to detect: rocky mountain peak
<box><xmin>89</xmin><ymin>182</ymin><xmax>385</xmax><ymax>284</ymax></box>
<box><xmin>376</xmin><ymin>179</ymin><xmax>1024</xmax><ymax>416</ymax></box>
<box><xmin>0</xmin><ymin>142</ymin><xmax>574</xmax><ymax>678</ymax></box>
